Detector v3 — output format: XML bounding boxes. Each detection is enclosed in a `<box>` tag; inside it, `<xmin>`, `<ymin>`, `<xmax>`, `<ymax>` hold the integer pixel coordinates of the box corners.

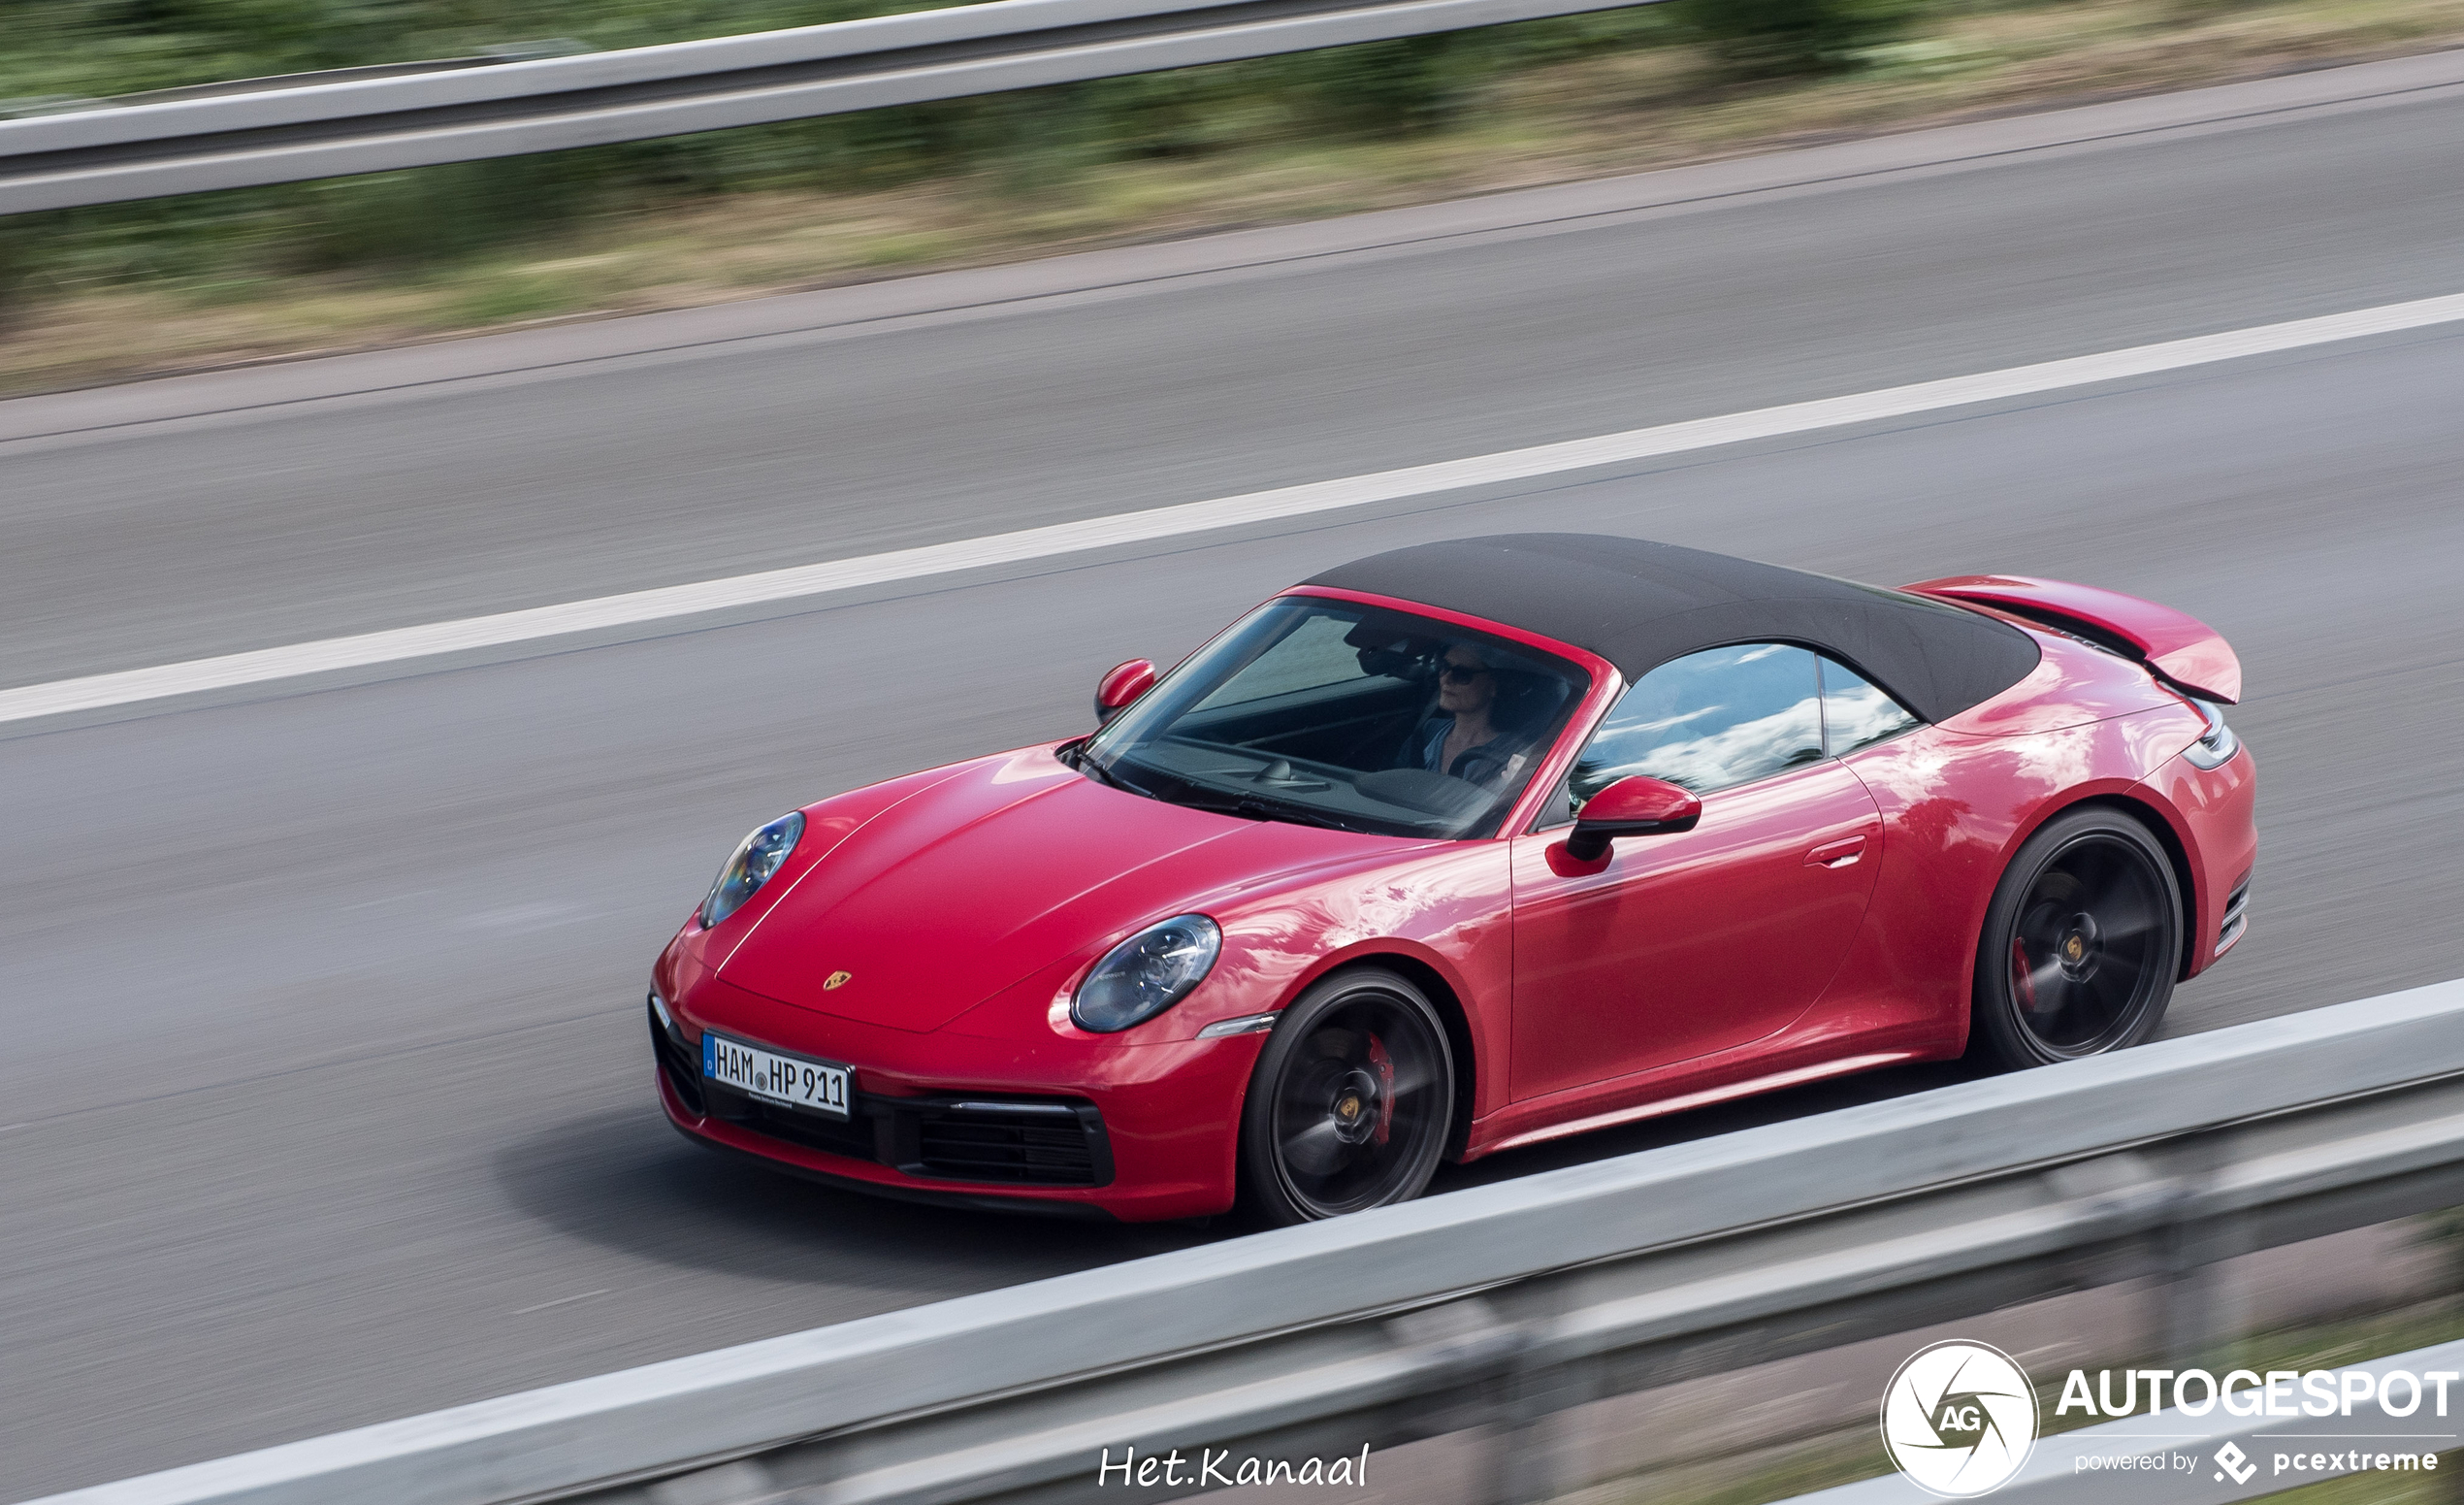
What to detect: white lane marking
<box><xmin>6</xmin><ymin>289</ymin><xmax>2462</xmax><ymax>728</ymax></box>
<box><xmin>512</xmin><ymin>1290</ymin><xmax>611</xmax><ymax>1316</ymax></box>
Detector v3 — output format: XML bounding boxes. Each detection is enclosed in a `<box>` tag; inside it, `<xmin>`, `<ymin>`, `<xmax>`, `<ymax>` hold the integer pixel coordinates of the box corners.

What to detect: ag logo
<box><xmin>1880</xmin><ymin>1340</ymin><xmax>2039</xmax><ymax>1497</ymax></box>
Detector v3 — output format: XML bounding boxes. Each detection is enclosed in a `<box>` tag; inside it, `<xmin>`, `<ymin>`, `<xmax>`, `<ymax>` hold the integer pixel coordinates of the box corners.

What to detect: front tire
<box><xmin>1969</xmin><ymin>806</ymin><xmax>2184</xmax><ymax>1070</ymax></box>
<box><xmin>1238</xmin><ymin>967</ymin><xmax>1455</xmax><ymax>1226</ymax></box>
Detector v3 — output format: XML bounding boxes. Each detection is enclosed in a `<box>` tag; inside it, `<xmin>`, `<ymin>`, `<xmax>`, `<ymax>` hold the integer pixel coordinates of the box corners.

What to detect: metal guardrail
<box><xmin>29</xmin><ymin>976</ymin><xmax>2464</xmax><ymax>1505</ymax></box>
<box><xmin>0</xmin><ymin>43</ymin><xmax>592</xmax><ymax>120</ymax></box>
<box><xmin>0</xmin><ymin>0</ymin><xmax>1669</xmax><ymax>214</ymax></box>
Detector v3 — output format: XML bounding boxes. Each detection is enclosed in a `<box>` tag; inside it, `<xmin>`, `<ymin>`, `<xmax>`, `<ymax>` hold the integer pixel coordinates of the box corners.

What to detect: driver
<box><xmin>1400</xmin><ymin>643</ymin><xmax>1533</xmax><ymax>788</ymax></box>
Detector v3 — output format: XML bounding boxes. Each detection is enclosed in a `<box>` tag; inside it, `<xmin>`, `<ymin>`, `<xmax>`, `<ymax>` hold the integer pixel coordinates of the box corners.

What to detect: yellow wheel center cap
<box><xmin>1337</xmin><ymin>1095</ymin><xmax>1361</xmax><ymax>1122</ymax></box>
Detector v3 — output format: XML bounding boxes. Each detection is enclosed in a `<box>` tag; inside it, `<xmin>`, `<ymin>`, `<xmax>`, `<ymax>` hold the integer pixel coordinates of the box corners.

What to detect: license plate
<box><xmin>703</xmin><ymin>1031</ymin><xmax>851</xmax><ymax>1119</ymax></box>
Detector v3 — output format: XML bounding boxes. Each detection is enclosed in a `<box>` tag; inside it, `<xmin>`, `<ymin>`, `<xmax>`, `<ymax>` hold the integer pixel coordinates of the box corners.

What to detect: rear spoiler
<box><xmin>1902</xmin><ymin>574</ymin><xmax>2241</xmax><ymax>704</ymax></box>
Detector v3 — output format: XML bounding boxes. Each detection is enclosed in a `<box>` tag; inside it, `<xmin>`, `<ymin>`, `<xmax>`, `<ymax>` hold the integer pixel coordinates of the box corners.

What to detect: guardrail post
<box><xmin>1382</xmin><ymin>1298</ymin><xmax>1547</xmax><ymax>1505</ymax></box>
<box><xmin>1488</xmin><ymin>1352</ymin><xmax>1610</xmax><ymax>1505</ymax></box>
<box><xmin>1469</xmin><ymin>1290</ymin><xmax>1604</xmax><ymax>1505</ymax></box>
<box><xmin>2158</xmin><ymin>1241</ymin><xmax>2246</xmax><ymax>1372</ymax></box>
<box><xmin>2150</xmin><ymin>1143</ymin><xmax>2246</xmax><ymax>1372</ymax></box>
<box><xmin>2047</xmin><ymin>1152</ymin><xmax>2229</xmax><ymax>1369</ymax></box>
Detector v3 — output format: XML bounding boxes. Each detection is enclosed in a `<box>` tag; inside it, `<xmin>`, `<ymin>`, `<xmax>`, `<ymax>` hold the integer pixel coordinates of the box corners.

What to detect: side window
<box><xmin>1567</xmin><ymin>644</ymin><xmax>1822</xmax><ymax>807</ymax></box>
<box><xmin>1819</xmin><ymin>656</ymin><xmax>1921</xmax><ymax>756</ymax></box>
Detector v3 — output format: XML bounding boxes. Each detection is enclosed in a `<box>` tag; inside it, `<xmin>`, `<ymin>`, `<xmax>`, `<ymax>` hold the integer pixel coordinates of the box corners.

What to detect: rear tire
<box><xmin>1237</xmin><ymin>967</ymin><xmax>1455</xmax><ymax>1226</ymax></box>
<box><xmin>1969</xmin><ymin>806</ymin><xmax>2184</xmax><ymax>1070</ymax></box>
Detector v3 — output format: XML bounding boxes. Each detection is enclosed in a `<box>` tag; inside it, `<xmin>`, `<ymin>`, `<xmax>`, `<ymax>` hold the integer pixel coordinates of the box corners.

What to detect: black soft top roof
<box><xmin>1306</xmin><ymin>534</ymin><xmax>2040</xmax><ymax>724</ymax></box>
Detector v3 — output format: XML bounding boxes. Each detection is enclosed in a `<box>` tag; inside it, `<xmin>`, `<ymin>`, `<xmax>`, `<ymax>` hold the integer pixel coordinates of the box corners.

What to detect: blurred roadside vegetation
<box><xmin>5</xmin><ymin>0</ymin><xmax>2464</xmax><ymax>392</ymax></box>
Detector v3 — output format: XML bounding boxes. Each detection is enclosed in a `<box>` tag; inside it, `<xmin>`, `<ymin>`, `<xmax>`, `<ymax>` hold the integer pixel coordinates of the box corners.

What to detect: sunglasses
<box><xmin>1439</xmin><ymin>662</ymin><xmax>1493</xmax><ymax>684</ymax></box>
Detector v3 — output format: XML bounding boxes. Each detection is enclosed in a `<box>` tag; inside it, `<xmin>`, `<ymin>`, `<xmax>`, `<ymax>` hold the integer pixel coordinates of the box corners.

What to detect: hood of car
<box><xmin>717</xmin><ymin>748</ymin><xmax>1332</xmax><ymax>1031</ymax></box>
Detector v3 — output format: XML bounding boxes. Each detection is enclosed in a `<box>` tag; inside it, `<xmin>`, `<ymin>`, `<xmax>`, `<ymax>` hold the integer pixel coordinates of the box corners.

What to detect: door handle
<box><xmin>1805</xmin><ymin>835</ymin><xmax>1867</xmax><ymax>868</ymax></box>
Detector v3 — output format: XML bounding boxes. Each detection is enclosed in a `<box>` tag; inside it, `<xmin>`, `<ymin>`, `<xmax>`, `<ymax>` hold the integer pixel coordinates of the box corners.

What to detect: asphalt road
<box><xmin>6</xmin><ymin>52</ymin><xmax>2464</xmax><ymax>694</ymax></box>
<box><xmin>4</xmin><ymin>53</ymin><xmax>2463</xmax><ymax>1502</ymax></box>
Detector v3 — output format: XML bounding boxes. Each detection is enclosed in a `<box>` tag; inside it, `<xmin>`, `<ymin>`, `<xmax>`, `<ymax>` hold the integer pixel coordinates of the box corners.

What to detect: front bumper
<box><xmin>649</xmin><ymin>979</ymin><xmax>1261</xmax><ymax>1222</ymax></box>
<box><xmin>652</xmin><ymin>998</ymin><xmax>1115</xmax><ymax>1186</ymax></box>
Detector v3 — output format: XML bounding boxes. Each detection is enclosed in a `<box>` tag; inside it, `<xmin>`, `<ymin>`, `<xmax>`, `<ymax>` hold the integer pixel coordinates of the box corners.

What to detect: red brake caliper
<box><xmin>1368</xmin><ymin>1033</ymin><xmax>1396</xmax><ymax>1146</ymax></box>
<box><xmin>2011</xmin><ymin>939</ymin><xmax>2038</xmax><ymax>1012</ymax></box>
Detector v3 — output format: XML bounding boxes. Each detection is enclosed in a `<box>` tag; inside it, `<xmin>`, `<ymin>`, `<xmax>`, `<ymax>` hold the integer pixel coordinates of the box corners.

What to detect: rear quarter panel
<box><xmin>1830</xmin><ymin>691</ymin><xmax>2212</xmax><ymax>1057</ymax></box>
<box><xmin>2139</xmin><ymin>738</ymin><xmax>2258</xmax><ymax>976</ymax></box>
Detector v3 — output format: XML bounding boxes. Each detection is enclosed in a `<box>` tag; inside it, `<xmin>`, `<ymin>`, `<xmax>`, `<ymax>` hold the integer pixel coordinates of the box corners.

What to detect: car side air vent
<box><xmin>647</xmin><ymin>999</ymin><xmax>706</xmax><ymax>1116</ymax></box>
<box><xmin>2218</xmin><ymin>875</ymin><xmax>2253</xmax><ymax>955</ymax></box>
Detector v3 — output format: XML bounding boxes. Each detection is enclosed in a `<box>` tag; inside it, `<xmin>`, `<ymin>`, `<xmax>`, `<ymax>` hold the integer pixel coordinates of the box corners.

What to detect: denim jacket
<box><xmin>1402</xmin><ymin>716</ymin><xmax>1530</xmax><ymax>788</ymax></box>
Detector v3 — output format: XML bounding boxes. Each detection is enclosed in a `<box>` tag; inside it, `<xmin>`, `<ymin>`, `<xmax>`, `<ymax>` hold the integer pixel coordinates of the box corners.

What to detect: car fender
<box><xmin>1831</xmin><ymin>708</ymin><xmax>2190</xmax><ymax>1056</ymax></box>
<box><xmin>1198</xmin><ymin>847</ymin><xmax>1509</xmax><ymax>1119</ymax></box>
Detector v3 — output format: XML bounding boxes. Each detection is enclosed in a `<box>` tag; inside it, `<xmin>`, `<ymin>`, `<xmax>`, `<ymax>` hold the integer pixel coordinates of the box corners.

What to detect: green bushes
<box><xmin>1674</xmin><ymin>0</ymin><xmax>1928</xmax><ymax>75</ymax></box>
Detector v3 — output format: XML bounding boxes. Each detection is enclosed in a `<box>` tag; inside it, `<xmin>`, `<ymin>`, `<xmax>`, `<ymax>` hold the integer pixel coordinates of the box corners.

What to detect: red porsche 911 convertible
<box><xmin>648</xmin><ymin>536</ymin><xmax>2254</xmax><ymax>1224</ymax></box>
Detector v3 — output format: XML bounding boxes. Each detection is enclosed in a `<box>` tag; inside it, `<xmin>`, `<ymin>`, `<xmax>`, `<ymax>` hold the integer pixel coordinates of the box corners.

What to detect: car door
<box><xmin>1508</xmin><ymin>644</ymin><xmax>1884</xmax><ymax>1101</ymax></box>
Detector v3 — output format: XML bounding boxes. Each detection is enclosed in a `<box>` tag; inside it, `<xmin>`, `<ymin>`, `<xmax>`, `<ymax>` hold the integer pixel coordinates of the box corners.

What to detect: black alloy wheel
<box><xmin>1238</xmin><ymin>967</ymin><xmax>1456</xmax><ymax>1226</ymax></box>
<box><xmin>1970</xmin><ymin>806</ymin><xmax>2184</xmax><ymax>1069</ymax></box>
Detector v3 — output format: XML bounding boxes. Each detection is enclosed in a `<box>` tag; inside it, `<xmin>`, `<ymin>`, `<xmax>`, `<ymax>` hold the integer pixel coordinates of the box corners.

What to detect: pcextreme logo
<box><xmin>1881</xmin><ymin>1341</ymin><xmax>2040</xmax><ymax>1497</ymax></box>
<box><xmin>2214</xmin><ymin>1442</ymin><xmax>2258</xmax><ymax>1484</ymax></box>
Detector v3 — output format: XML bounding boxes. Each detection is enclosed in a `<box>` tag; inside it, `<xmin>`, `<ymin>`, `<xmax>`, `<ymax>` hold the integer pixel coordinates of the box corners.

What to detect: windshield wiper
<box><xmin>1076</xmin><ymin>753</ymin><xmax>1160</xmax><ymax>801</ymax></box>
<box><xmin>1087</xmin><ymin>757</ymin><xmax>1376</xmax><ymax>833</ymax></box>
<box><xmin>1173</xmin><ymin>789</ymin><xmax>1376</xmax><ymax>834</ymax></box>
<box><xmin>1248</xmin><ymin>801</ymin><xmax>1377</xmax><ymax>834</ymax></box>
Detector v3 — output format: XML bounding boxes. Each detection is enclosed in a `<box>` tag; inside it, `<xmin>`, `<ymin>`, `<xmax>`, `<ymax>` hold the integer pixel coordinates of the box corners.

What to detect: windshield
<box><xmin>1080</xmin><ymin>596</ymin><xmax>1589</xmax><ymax>839</ymax></box>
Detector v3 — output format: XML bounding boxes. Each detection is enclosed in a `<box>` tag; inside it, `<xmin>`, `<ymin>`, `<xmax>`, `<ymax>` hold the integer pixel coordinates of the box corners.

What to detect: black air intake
<box><xmin>647</xmin><ymin>998</ymin><xmax>705</xmax><ymax>1116</ymax></box>
<box><xmin>911</xmin><ymin>1102</ymin><xmax>1109</xmax><ymax>1187</ymax></box>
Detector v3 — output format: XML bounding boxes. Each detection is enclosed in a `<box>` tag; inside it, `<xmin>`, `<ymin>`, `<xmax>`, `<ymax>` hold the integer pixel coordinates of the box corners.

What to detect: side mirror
<box><xmin>1094</xmin><ymin>659</ymin><xmax>1156</xmax><ymax>724</ymax></box>
<box><xmin>1559</xmin><ymin>775</ymin><xmax>1701</xmax><ymax>866</ymax></box>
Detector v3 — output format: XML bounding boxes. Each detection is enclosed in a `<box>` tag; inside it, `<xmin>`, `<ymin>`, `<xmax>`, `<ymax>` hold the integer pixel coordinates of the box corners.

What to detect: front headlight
<box><xmin>699</xmin><ymin>812</ymin><xmax>804</xmax><ymax>928</ymax></box>
<box><xmin>1070</xmin><ymin>915</ymin><xmax>1222</xmax><ymax>1033</ymax></box>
